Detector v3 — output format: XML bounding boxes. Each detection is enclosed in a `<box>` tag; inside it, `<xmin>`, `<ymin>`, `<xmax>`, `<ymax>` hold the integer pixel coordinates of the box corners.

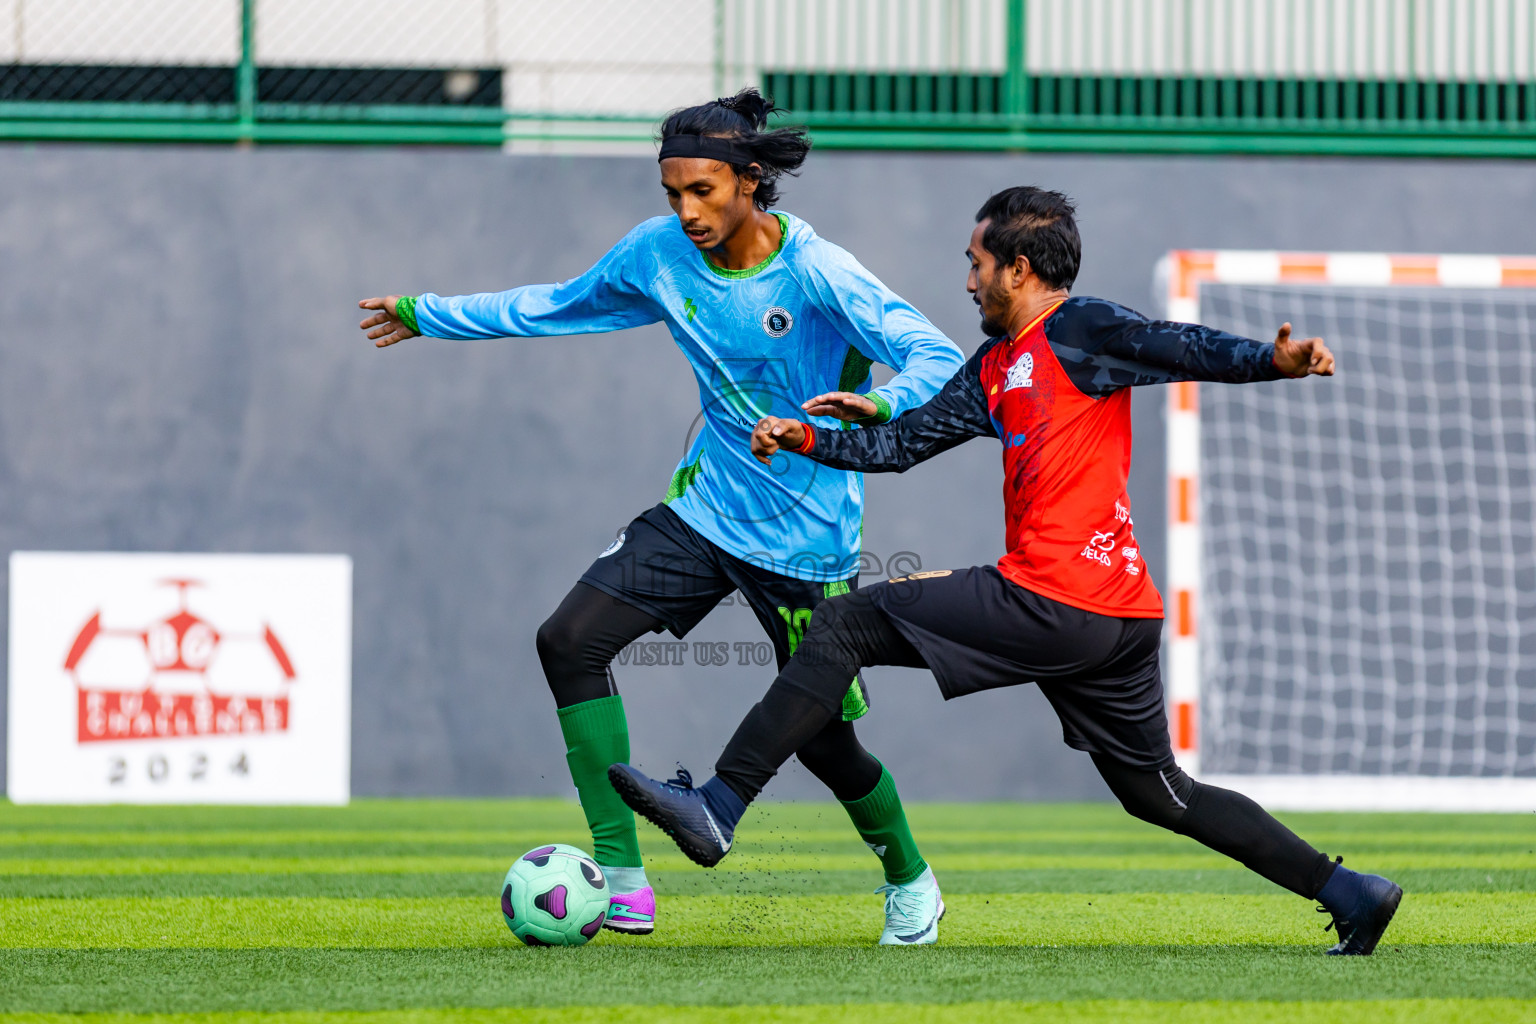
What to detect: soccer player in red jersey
<box><xmin>609</xmin><ymin>186</ymin><xmax>1404</xmax><ymax>955</ymax></box>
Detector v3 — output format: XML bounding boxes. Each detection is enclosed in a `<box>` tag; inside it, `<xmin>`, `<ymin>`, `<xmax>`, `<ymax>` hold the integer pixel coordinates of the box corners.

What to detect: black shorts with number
<box><xmin>579</xmin><ymin>503</ymin><xmax>870</xmax><ymax>719</ymax></box>
<box><xmin>865</xmin><ymin>564</ymin><xmax>1171</xmax><ymax>768</ymax></box>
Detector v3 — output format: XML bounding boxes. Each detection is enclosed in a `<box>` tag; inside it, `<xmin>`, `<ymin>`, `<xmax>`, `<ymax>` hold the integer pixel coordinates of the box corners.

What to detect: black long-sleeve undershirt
<box><xmin>806</xmin><ymin>295</ymin><xmax>1284</xmax><ymax>473</ymax></box>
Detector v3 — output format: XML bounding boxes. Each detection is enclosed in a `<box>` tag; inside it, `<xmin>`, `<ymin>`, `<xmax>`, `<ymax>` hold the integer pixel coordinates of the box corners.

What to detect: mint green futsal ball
<box><xmin>501</xmin><ymin>843</ymin><xmax>611</xmax><ymax>946</ymax></box>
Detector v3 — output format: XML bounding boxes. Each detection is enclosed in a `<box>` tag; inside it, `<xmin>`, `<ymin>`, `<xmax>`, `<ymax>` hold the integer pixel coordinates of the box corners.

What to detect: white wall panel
<box><xmin>258</xmin><ymin>0</ymin><xmax>493</xmax><ymax>68</ymax></box>
<box><xmin>4</xmin><ymin>0</ymin><xmax>1530</xmax><ymax>112</ymax></box>
<box><xmin>506</xmin><ymin>65</ymin><xmax>714</xmax><ymax>116</ymax></box>
<box><xmin>15</xmin><ymin>0</ymin><xmax>237</xmax><ymax>63</ymax></box>
<box><xmin>1026</xmin><ymin>0</ymin><xmax>1534</xmax><ymax>80</ymax></box>
<box><xmin>0</xmin><ymin>5</ymin><xmax>17</xmax><ymax>61</ymax></box>
<box><xmin>498</xmin><ymin>0</ymin><xmax>712</xmax><ymax>65</ymax></box>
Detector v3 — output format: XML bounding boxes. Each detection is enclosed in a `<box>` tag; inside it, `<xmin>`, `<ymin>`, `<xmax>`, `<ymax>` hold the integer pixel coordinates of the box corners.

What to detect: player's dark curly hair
<box><xmin>659</xmin><ymin>87</ymin><xmax>811</xmax><ymax>209</ymax></box>
<box><xmin>975</xmin><ymin>186</ymin><xmax>1081</xmax><ymax>291</ymax></box>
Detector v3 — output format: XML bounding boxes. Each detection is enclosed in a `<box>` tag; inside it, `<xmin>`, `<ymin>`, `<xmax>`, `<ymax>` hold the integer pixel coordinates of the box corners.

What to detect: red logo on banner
<box><xmin>64</xmin><ymin>579</ymin><xmax>297</xmax><ymax>744</ymax></box>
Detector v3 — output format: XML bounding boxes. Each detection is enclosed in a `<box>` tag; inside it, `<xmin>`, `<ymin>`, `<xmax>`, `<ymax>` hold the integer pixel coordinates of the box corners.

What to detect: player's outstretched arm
<box><xmin>1270</xmin><ymin>322</ymin><xmax>1335</xmax><ymax>377</ymax></box>
<box><xmin>361</xmin><ymin>224</ymin><xmax>664</xmax><ymax>346</ymax></box>
<box><xmin>358</xmin><ymin>295</ymin><xmax>419</xmax><ymax>348</ymax></box>
<box><xmin>1068</xmin><ymin>298</ymin><xmax>1334</xmax><ymax>388</ymax></box>
<box><xmin>751</xmin><ymin>355</ymin><xmax>996</xmax><ymax>472</ymax></box>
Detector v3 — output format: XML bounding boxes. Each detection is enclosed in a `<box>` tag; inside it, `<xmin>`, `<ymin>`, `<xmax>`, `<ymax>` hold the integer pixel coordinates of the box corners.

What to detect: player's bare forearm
<box><xmin>358</xmin><ymin>295</ymin><xmax>419</xmax><ymax>348</ymax></box>
<box><xmin>1271</xmin><ymin>322</ymin><xmax>1335</xmax><ymax>377</ymax></box>
<box><xmin>751</xmin><ymin>417</ymin><xmax>807</xmax><ymax>464</ymax></box>
<box><xmin>800</xmin><ymin>391</ymin><xmax>879</xmax><ymax>422</ymax></box>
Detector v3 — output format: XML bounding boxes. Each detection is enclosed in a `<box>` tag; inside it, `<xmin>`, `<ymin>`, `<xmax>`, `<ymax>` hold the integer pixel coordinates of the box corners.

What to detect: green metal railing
<box><xmin>764</xmin><ymin>70</ymin><xmax>1536</xmax><ymax>155</ymax></box>
<box><xmin>2</xmin><ymin>0</ymin><xmax>1534</xmax><ymax>155</ymax></box>
<box><xmin>753</xmin><ymin>0</ymin><xmax>1536</xmax><ymax>156</ymax></box>
<box><xmin>0</xmin><ymin>0</ymin><xmax>506</xmax><ymax>145</ymax></box>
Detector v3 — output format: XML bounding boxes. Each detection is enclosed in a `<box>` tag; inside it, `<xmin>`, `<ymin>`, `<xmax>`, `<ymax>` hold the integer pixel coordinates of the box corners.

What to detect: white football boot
<box><xmin>875</xmin><ymin>865</ymin><xmax>945</xmax><ymax>945</ymax></box>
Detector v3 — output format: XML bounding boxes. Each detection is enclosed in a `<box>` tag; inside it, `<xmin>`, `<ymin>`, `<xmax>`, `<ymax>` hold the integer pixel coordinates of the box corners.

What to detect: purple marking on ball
<box><xmin>500</xmin><ymin>883</ymin><xmax>515</xmax><ymax>921</ymax></box>
<box><xmin>523</xmin><ymin>845</ymin><xmax>558</xmax><ymax>866</ymax></box>
<box><xmin>579</xmin><ymin>859</ymin><xmax>606</xmax><ymax>889</ymax></box>
<box><xmin>523</xmin><ymin>933</ymin><xmax>552</xmax><ymax>946</ymax></box>
<box><xmin>580</xmin><ymin>910</ymin><xmax>606</xmax><ymax>939</ymax></box>
<box><xmin>532</xmin><ymin>884</ymin><xmax>568</xmax><ymax>920</ymax></box>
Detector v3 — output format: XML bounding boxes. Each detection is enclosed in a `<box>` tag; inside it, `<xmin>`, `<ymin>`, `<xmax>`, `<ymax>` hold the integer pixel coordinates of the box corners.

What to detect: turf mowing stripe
<box><xmin>0</xmin><ymin>800</ymin><xmax>586</xmax><ymax>827</ymax></box>
<box><xmin>4</xmin><ymin>827</ymin><xmax>1530</xmax><ymax>847</ymax></box>
<box><xmin>1</xmin><ymin>1000</ymin><xmax>1534</xmax><ymax>1023</ymax></box>
<box><xmin>2</xmin><ymin>892</ymin><xmax>1530</xmax><ymax>949</ymax></box>
<box><xmin>3</xmin><ymin>948</ymin><xmax>1533</xmax><ymax>1011</ymax></box>
<box><xmin>4</xmin><ymin>867</ymin><xmax>1532</xmax><ymax>900</ymax></box>
<box><xmin>3</xmin><ymin>801</ymin><xmax>1527</xmax><ymax>827</ymax></box>
<box><xmin>18</xmin><ymin>843</ymin><xmax>1529</xmax><ymax>866</ymax></box>
<box><xmin>4</xmin><ymin>850</ymin><xmax>1529</xmax><ymax>876</ymax></box>
<box><xmin>6</xmin><ymin>804</ymin><xmax>1529</xmax><ymax>835</ymax></box>
<box><xmin>0</xmin><ymin>831</ymin><xmax>599</xmax><ymax>846</ymax></box>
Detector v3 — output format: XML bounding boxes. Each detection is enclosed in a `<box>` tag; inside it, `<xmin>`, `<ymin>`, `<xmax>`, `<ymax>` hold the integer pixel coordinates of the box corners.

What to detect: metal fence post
<box><xmin>237</xmin><ymin>0</ymin><xmax>257</xmax><ymax>142</ymax></box>
<box><xmin>1005</xmin><ymin>0</ymin><xmax>1028</xmax><ymax>125</ymax></box>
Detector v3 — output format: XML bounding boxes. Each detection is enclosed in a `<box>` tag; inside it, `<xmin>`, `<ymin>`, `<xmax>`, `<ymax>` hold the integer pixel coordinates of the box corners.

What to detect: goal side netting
<box><xmin>1159</xmin><ymin>252</ymin><xmax>1536</xmax><ymax>811</ymax></box>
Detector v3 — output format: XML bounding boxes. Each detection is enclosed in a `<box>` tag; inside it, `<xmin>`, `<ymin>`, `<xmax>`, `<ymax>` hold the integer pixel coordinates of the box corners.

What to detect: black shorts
<box><xmin>580</xmin><ymin>503</ymin><xmax>870</xmax><ymax>718</ymax></box>
<box><xmin>864</xmin><ymin>565</ymin><xmax>1172</xmax><ymax>768</ymax></box>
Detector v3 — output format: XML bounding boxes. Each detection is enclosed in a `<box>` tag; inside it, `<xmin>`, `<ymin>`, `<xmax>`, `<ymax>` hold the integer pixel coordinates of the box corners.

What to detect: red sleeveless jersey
<box><xmin>800</xmin><ymin>295</ymin><xmax>1284</xmax><ymax>619</ymax></box>
<box><xmin>979</xmin><ymin>302</ymin><xmax>1163</xmax><ymax>618</ymax></box>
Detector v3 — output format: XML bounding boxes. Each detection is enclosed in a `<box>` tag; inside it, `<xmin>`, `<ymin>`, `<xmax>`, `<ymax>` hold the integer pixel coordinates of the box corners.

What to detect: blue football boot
<box><xmin>1316</xmin><ymin>857</ymin><xmax>1404</xmax><ymax>955</ymax></box>
<box><xmin>608</xmin><ymin>763</ymin><xmax>743</xmax><ymax>868</ymax></box>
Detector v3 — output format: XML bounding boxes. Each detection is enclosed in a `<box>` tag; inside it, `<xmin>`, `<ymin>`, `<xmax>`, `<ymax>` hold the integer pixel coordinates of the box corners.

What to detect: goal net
<box><xmin>1158</xmin><ymin>251</ymin><xmax>1536</xmax><ymax>810</ymax></box>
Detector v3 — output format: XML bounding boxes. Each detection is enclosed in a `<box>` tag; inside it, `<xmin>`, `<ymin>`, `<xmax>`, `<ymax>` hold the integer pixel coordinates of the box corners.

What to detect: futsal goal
<box><xmin>1158</xmin><ymin>250</ymin><xmax>1536</xmax><ymax>811</ymax></box>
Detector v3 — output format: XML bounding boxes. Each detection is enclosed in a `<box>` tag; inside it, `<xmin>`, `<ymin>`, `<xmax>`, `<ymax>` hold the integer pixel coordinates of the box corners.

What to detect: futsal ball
<box><xmin>500</xmin><ymin>843</ymin><xmax>610</xmax><ymax>946</ymax></box>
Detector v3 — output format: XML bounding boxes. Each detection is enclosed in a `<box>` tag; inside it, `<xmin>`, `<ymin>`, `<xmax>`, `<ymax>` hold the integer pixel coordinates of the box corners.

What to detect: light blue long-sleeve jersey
<box><xmin>412</xmin><ymin>211</ymin><xmax>963</xmax><ymax>582</ymax></box>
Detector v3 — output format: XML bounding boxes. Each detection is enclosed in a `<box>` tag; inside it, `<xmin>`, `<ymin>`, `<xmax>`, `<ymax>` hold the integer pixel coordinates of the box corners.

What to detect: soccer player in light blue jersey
<box><xmin>358</xmin><ymin>89</ymin><xmax>963</xmax><ymax>945</ymax></box>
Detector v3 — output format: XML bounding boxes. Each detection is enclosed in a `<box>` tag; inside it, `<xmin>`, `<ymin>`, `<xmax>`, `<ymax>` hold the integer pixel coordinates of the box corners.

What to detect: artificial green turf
<box><xmin>0</xmin><ymin>799</ymin><xmax>1532</xmax><ymax>1020</ymax></box>
<box><xmin>1</xmin><ymin>1002</ymin><xmax>1533</xmax><ymax>1024</ymax></box>
<box><xmin>6</xmin><ymin>867</ymin><xmax>1530</xmax><ymax>899</ymax></box>
<box><xmin>4</xmin><ymin>891</ymin><xmax>1533</xmax><ymax>948</ymax></box>
<box><xmin>4</xmin><ymin>947</ymin><xmax>1535</xmax><ymax>1010</ymax></box>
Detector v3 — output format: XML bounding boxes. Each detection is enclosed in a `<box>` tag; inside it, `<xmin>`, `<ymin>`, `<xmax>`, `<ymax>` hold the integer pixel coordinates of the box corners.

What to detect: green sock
<box><xmin>556</xmin><ymin>695</ymin><xmax>643</xmax><ymax>868</ymax></box>
<box><xmin>840</xmin><ymin>763</ymin><xmax>928</xmax><ymax>886</ymax></box>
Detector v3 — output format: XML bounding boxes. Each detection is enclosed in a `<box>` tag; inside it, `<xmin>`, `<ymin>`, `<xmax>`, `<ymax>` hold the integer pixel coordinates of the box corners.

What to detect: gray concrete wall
<box><xmin>1</xmin><ymin>144</ymin><xmax>1532</xmax><ymax>800</ymax></box>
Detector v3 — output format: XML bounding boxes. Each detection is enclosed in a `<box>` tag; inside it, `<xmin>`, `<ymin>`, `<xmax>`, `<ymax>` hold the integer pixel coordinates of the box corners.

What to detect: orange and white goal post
<box><xmin>1159</xmin><ymin>250</ymin><xmax>1536</xmax><ymax>811</ymax></box>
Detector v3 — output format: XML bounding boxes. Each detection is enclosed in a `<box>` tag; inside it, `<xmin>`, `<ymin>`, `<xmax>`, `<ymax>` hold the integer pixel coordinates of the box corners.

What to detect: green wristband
<box><xmin>858</xmin><ymin>391</ymin><xmax>893</xmax><ymax>425</ymax></box>
<box><xmin>395</xmin><ymin>295</ymin><xmax>419</xmax><ymax>334</ymax></box>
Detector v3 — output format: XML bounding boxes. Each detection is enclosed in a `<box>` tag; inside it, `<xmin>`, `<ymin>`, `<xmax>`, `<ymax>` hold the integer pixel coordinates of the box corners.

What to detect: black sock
<box><xmin>1091</xmin><ymin>753</ymin><xmax>1335</xmax><ymax>899</ymax></box>
<box><xmin>1178</xmin><ymin>782</ymin><xmax>1335</xmax><ymax>898</ymax></box>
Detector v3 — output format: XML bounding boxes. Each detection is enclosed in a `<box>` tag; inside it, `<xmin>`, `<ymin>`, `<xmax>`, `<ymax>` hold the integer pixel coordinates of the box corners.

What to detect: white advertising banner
<box><xmin>7</xmin><ymin>552</ymin><xmax>351</xmax><ymax>804</ymax></box>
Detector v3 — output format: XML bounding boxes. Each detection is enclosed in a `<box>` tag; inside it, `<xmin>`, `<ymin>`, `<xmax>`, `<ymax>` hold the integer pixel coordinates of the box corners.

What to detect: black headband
<box><xmin>658</xmin><ymin>134</ymin><xmax>755</xmax><ymax>165</ymax></box>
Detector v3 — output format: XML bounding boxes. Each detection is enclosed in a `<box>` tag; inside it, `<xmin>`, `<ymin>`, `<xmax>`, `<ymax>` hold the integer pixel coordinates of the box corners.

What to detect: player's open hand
<box><xmin>1272</xmin><ymin>323</ymin><xmax>1335</xmax><ymax>377</ymax></box>
<box><xmin>801</xmin><ymin>391</ymin><xmax>878</xmax><ymax>421</ymax></box>
<box><xmin>752</xmin><ymin>416</ymin><xmax>807</xmax><ymax>464</ymax></box>
<box><xmin>358</xmin><ymin>296</ymin><xmax>418</xmax><ymax>348</ymax></box>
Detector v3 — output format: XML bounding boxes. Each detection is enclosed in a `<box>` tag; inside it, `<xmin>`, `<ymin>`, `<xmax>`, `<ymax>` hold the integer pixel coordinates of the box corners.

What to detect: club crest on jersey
<box><xmin>1004</xmin><ymin>351</ymin><xmax>1034</xmax><ymax>390</ymax></box>
<box><xmin>761</xmin><ymin>306</ymin><xmax>793</xmax><ymax>338</ymax></box>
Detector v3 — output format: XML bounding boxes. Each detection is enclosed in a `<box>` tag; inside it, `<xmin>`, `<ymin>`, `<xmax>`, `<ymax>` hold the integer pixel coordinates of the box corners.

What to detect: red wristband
<box><xmin>789</xmin><ymin>422</ymin><xmax>816</xmax><ymax>454</ymax></box>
